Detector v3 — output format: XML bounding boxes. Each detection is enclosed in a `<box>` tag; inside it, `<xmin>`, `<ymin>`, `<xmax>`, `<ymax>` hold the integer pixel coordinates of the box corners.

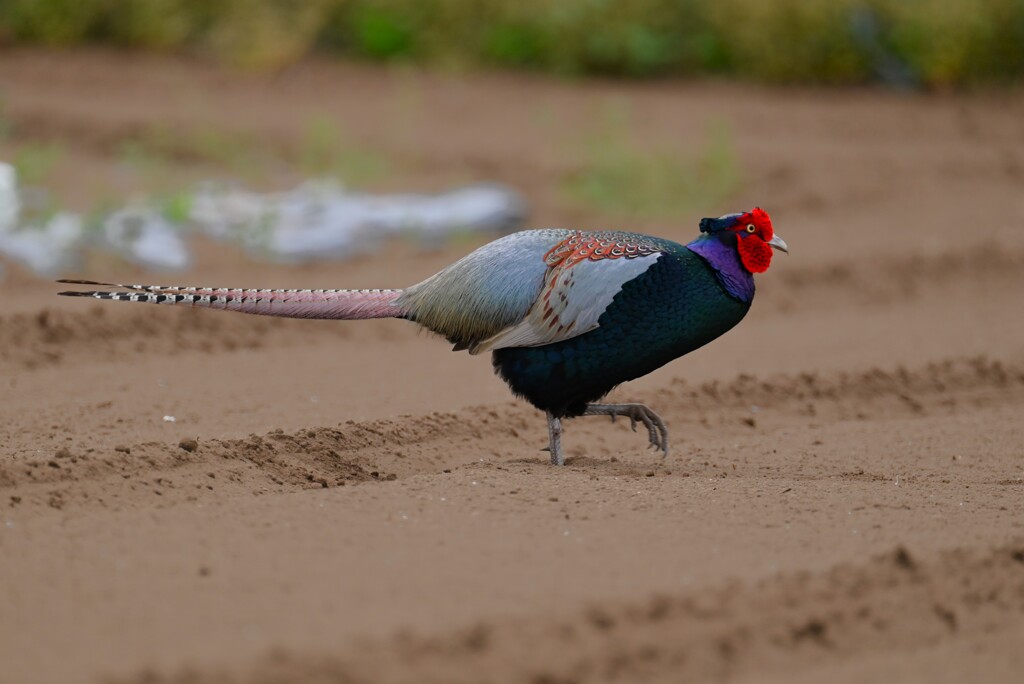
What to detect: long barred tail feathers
<box><xmin>56</xmin><ymin>279</ymin><xmax>406</xmax><ymax>320</ymax></box>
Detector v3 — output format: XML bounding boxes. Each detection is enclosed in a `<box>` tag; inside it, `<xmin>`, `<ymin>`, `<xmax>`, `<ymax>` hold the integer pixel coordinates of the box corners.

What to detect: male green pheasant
<box><xmin>59</xmin><ymin>208</ymin><xmax>787</xmax><ymax>465</ymax></box>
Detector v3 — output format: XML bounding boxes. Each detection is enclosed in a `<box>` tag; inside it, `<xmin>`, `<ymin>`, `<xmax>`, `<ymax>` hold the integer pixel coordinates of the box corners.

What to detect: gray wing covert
<box><xmin>395</xmin><ymin>229</ymin><xmax>572</xmax><ymax>350</ymax></box>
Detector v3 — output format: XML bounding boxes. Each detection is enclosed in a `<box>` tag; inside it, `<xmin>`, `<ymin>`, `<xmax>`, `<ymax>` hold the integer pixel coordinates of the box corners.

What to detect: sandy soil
<box><xmin>1</xmin><ymin>50</ymin><xmax>1024</xmax><ymax>683</ymax></box>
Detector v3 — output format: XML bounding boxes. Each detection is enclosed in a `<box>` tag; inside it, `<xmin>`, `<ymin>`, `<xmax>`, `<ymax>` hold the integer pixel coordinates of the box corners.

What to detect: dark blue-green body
<box><xmin>493</xmin><ymin>240</ymin><xmax>751</xmax><ymax>417</ymax></box>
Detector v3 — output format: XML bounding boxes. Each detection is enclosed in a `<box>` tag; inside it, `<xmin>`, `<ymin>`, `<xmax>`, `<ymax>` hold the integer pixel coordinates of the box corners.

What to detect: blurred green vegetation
<box><xmin>2</xmin><ymin>0</ymin><xmax>1023</xmax><ymax>85</ymax></box>
<box><xmin>0</xmin><ymin>99</ymin><xmax>65</xmax><ymax>186</ymax></box>
<box><xmin>114</xmin><ymin>116</ymin><xmax>390</xmax><ymax>186</ymax></box>
<box><xmin>564</xmin><ymin>105</ymin><xmax>739</xmax><ymax>217</ymax></box>
<box><xmin>11</xmin><ymin>142</ymin><xmax>64</xmax><ymax>185</ymax></box>
<box><xmin>298</xmin><ymin>115</ymin><xmax>391</xmax><ymax>185</ymax></box>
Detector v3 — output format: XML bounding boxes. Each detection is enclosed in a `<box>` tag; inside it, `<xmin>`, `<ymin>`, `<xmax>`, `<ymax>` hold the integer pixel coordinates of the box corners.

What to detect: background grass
<box><xmin>563</xmin><ymin>105</ymin><xmax>740</xmax><ymax>218</ymax></box>
<box><xmin>1</xmin><ymin>0</ymin><xmax>1022</xmax><ymax>86</ymax></box>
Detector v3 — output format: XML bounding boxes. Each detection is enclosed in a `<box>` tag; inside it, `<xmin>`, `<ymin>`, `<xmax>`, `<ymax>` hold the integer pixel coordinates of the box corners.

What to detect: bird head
<box><xmin>699</xmin><ymin>207</ymin><xmax>788</xmax><ymax>273</ymax></box>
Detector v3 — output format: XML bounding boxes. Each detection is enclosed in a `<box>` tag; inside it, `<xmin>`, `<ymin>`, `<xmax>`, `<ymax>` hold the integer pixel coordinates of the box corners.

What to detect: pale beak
<box><xmin>767</xmin><ymin>234</ymin><xmax>789</xmax><ymax>254</ymax></box>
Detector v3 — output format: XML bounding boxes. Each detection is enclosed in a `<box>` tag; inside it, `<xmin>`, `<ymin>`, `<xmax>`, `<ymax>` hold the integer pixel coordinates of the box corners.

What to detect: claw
<box><xmin>581</xmin><ymin>402</ymin><xmax>671</xmax><ymax>458</ymax></box>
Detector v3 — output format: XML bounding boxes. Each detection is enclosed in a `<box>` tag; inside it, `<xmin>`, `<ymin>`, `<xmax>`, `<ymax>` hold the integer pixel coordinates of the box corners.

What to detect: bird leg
<box><xmin>582</xmin><ymin>403</ymin><xmax>669</xmax><ymax>456</ymax></box>
<box><xmin>545</xmin><ymin>411</ymin><xmax>565</xmax><ymax>466</ymax></box>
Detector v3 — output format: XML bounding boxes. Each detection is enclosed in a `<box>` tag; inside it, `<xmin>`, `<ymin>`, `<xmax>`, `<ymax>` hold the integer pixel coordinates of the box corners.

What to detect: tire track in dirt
<box><xmin>110</xmin><ymin>540</ymin><xmax>1024</xmax><ymax>684</ymax></box>
<box><xmin>4</xmin><ymin>355</ymin><xmax>1021</xmax><ymax>513</ymax></box>
<box><xmin>5</xmin><ymin>245</ymin><xmax>1021</xmax><ymax>371</ymax></box>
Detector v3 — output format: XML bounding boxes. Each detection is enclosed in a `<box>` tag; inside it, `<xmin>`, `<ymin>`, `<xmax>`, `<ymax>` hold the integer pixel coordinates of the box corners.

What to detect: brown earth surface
<box><xmin>1</xmin><ymin>50</ymin><xmax>1024</xmax><ymax>684</ymax></box>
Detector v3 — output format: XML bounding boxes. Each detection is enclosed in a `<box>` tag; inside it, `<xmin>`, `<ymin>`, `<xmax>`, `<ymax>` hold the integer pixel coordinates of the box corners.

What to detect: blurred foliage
<box><xmin>203</xmin><ymin>0</ymin><xmax>334</xmax><ymax>68</ymax></box>
<box><xmin>4</xmin><ymin>0</ymin><xmax>100</xmax><ymax>45</ymax></box>
<box><xmin>709</xmin><ymin>0</ymin><xmax>872</xmax><ymax>83</ymax></box>
<box><xmin>114</xmin><ymin>117</ymin><xmax>391</xmax><ymax>186</ymax></box>
<box><xmin>564</xmin><ymin>105</ymin><xmax>739</xmax><ymax>217</ymax></box>
<box><xmin>101</xmin><ymin>0</ymin><xmax>192</xmax><ymax>49</ymax></box>
<box><xmin>11</xmin><ymin>142</ymin><xmax>64</xmax><ymax>185</ymax></box>
<box><xmin>117</xmin><ymin>125</ymin><xmax>268</xmax><ymax>178</ymax></box>
<box><xmin>2</xmin><ymin>0</ymin><xmax>1023</xmax><ymax>85</ymax></box>
<box><xmin>157</xmin><ymin>189</ymin><xmax>194</xmax><ymax>223</ymax></box>
<box><xmin>874</xmin><ymin>0</ymin><xmax>1024</xmax><ymax>86</ymax></box>
<box><xmin>298</xmin><ymin>115</ymin><xmax>390</xmax><ymax>186</ymax></box>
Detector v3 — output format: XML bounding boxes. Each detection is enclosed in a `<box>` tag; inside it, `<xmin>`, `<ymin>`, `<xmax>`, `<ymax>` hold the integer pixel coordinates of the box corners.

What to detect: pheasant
<box><xmin>58</xmin><ymin>208</ymin><xmax>787</xmax><ymax>465</ymax></box>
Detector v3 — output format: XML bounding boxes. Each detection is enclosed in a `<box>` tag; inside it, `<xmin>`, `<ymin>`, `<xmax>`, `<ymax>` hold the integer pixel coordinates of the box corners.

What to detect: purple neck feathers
<box><xmin>686</xmin><ymin>235</ymin><xmax>755</xmax><ymax>303</ymax></box>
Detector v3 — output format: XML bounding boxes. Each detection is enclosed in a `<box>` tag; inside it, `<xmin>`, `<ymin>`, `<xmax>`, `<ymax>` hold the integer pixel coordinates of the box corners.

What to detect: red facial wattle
<box><xmin>737</xmin><ymin>233</ymin><xmax>773</xmax><ymax>273</ymax></box>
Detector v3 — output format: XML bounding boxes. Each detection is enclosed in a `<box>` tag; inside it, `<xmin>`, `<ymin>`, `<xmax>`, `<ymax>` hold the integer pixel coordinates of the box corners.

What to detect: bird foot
<box><xmin>582</xmin><ymin>403</ymin><xmax>669</xmax><ymax>456</ymax></box>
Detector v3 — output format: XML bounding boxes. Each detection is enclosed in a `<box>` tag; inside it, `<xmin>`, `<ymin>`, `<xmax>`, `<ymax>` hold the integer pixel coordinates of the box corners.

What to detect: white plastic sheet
<box><xmin>190</xmin><ymin>180</ymin><xmax>525</xmax><ymax>262</ymax></box>
<box><xmin>0</xmin><ymin>161</ymin><xmax>526</xmax><ymax>277</ymax></box>
<box><xmin>0</xmin><ymin>162</ymin><xmax>85</xmax><ymax>275</ymax></box>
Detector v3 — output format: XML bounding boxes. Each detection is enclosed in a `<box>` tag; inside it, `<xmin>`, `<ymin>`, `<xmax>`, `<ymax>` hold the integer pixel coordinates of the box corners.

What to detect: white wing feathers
<box><xmin>472</xmin><ymin>252</ymin><xmax>660</xmax><ymax>354</ymax></box>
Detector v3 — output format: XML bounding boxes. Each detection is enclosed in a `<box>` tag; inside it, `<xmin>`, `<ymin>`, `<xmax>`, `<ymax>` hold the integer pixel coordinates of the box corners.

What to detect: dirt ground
<box><xmin>1</xmin><ymin>50</ymin><xmax>1024</xmax><ymax>684</ymax></box>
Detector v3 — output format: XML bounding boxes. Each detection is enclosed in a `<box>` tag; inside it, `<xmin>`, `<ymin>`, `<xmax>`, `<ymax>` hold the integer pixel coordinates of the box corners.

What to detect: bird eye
<box><xmin>746</xmin><ymin>224</ymin><xmax>756</xmax><ymax>233</ymax></box>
